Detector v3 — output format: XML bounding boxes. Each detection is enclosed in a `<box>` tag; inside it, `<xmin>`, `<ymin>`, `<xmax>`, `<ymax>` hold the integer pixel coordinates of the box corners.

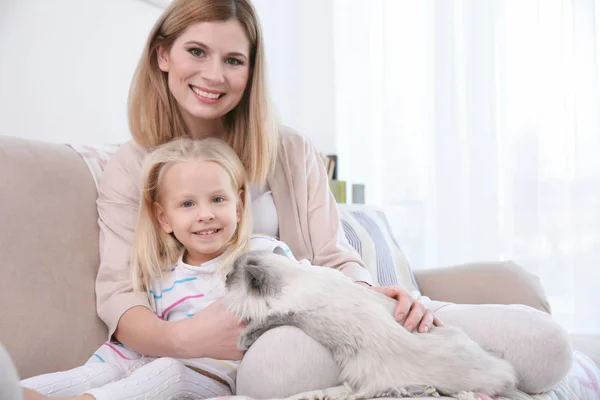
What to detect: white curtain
<box><xmin>333</xmin><ymin>0</ymin><xmax>600</xmax><ymax>333</ymax></box>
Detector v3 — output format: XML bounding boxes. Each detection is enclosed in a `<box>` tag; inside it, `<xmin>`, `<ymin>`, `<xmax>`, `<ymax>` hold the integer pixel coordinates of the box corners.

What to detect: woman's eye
<box><xmin>225</xmin><ymin>57</ymin><xmax>243</xmax><ymax>66</ymax></box>
<box><xmin>188</xmin><ymin>48</ymin><xmax>205</xmax><ymax>57</ymax></box>
<box><xmin>213</xmin><ymin>196</ymin><xmax>225</xmax><ymax>203</ymax></box>
<box><xmin>182</xmin><ymin>201</ymin><xmax>194</xmax><ymax>208</ymax></box>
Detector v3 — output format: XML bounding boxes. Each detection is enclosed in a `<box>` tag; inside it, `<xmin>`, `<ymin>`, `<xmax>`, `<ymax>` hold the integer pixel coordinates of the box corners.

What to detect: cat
<box><xmin>223</xmin><ymin>251</ymin><xmax>517</xmax><ymax>398</ymax></box>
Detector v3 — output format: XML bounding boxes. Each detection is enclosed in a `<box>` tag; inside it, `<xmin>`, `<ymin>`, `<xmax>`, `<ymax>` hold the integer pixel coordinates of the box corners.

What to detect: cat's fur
<box><xmin>223</xmin><ymin>251</ymin><xmax>517</xmax><ymax>398</ymax></box>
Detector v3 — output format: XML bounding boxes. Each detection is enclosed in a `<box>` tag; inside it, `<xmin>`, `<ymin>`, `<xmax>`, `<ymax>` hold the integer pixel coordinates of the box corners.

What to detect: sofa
<box><xmin>0</xmin><ymin>134</ymin><xmax>599</xmax><ymax>399</ymax></box>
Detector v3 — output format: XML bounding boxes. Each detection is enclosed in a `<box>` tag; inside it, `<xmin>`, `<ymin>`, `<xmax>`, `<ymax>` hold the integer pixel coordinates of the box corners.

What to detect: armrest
<box><xmin>413</xmin><ymin>260</ymin><xmax>551</xmax><ymax>314</ymax></box>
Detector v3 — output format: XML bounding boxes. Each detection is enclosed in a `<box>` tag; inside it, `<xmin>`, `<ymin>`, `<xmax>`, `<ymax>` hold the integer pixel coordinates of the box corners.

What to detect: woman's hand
<box><xmin>357</xmin><ymin>282</ymin><xmax>443</xmax><ymax>333</ymax></box>
<box><xmin>172</xmin><ymin>300</ymin><xmax>246</xmax><ymax>360</ymax></box>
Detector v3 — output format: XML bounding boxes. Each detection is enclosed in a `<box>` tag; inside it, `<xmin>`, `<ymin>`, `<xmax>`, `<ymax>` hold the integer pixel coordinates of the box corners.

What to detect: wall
<box><xmin>0</xmin><ymin>0</ymin><xmax>337</xmax><ymax>153</ymax></box>
<box><xmin>0</xmin><ymin>0</ymin><xmax>161</xmax><ymax>145</ymax></box>
<box><xmin>253</xmin><ymin>0</ymin><xmax>337</xmax><ymax>153</ymax></box>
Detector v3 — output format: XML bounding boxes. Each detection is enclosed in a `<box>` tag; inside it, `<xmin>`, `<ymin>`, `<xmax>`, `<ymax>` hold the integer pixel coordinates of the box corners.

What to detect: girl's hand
<box><xmin>357</xmin><ymin>282</ymin><xmax>443</xmax><ymax>333</ymax></box>
<box><xmin>173</xmin><ymin>300</ymin><xmax>246</xmax><ymax>360</ymax></box>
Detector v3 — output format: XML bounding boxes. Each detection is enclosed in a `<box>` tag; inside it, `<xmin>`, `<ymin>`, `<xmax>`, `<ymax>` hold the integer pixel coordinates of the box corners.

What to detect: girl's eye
<box><xmin>213</xmin><ymin>196</ymin><xmax>225</xmax><ymax>203</ymax></box>
<box><xmin>188</xmin><ymin>48</ymin><xmax>205</xmax><ymax>57</ymax></box>
<box><xmin>182</xmin><ymin>201</ymin><xmax>194</xmax><ymax>208</ymax></box>
<box><xmin>225</xmin><ymin>57</ymin><xmax>243</xmax><ymax>66</ymax></box>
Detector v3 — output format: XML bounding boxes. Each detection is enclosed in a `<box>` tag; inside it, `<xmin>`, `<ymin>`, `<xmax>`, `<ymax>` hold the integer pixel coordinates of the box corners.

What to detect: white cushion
<box><xmin>338</xmin><ymin>204</ymin><xmax>419</xmax><ymax>294</ymax></box>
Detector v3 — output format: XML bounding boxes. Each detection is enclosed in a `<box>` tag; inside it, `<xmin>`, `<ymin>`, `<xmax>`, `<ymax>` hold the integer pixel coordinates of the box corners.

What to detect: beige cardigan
<box><xmin>95</xmin><ymin>127</ymin><xmax>373</xmax><ymax>337</ymax></box>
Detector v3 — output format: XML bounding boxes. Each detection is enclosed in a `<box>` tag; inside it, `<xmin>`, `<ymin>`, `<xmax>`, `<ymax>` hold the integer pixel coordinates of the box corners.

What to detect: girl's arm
<box><xmin>115</xmin><ymin>304</ymin><xmax>245</xmax><ymax>360</ymax></box>
<box><xmin>95</xmin><ymin>141</ymin><xmax>151</xmax><ymax>340</ymax></box>
<box><xmin>113</xmin><ymin>306</ymin><xmax>180</xmax><ymax>356</ymax></box>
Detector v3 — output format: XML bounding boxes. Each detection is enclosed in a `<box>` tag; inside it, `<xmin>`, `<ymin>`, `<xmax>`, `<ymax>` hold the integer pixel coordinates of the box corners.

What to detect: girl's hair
<box><xmin>128</xmin><ymin>0</ymin><xmax>279</xmax><ymax>185</ymax></box>
<box><xmin>132</xmin><ymin>137</ymin><xmax>252</xmax><ymax>292</ymax></box>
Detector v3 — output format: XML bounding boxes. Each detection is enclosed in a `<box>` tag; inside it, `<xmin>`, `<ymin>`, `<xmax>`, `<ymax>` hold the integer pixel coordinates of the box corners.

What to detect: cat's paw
<box><xmin>237</xmin><ymin>328</ymin><xmax>263</xmax><ymax>350</ymax></box>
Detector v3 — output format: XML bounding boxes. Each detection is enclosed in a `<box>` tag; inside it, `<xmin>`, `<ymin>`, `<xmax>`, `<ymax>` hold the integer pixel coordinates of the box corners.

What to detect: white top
<box><xmin>250</xmin><ymin>183</ymin><xmax>279</xmax><ymax>238</ymax></box>
<box><xmin>149</xmin><ymin>234</ymin><xmax>299</xmax><ymax>391</ymax></box>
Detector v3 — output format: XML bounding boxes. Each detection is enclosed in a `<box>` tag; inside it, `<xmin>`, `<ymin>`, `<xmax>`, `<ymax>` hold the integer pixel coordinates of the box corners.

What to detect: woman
<box><xmin>24</xmin><ymin>0</ymin><xmax>572</xmax><ymax>398</ymax></box>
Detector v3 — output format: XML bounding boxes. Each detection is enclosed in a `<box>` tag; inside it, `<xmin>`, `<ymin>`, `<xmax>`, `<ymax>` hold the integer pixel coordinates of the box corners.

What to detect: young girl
<box><xmin>21</xmin><ymin>137</ymin><xmax>289</xmax><ymax>399</ymax></box>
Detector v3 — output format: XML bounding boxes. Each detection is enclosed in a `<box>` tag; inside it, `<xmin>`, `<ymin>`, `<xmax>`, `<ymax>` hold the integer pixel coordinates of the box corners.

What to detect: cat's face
<box><xmin>224</xmin><ymin>251</ymin><xmax>297</xmax><ymax>321</ymax></box>
<box><xmin>226</xmin><ymin>251</ymin><xmax>283</xmax><ymax>297</ymax></box>
<box><xmin>224</xmin><ymin>251</ymin><xmax>347</xmax><ymax>322</ymax></box>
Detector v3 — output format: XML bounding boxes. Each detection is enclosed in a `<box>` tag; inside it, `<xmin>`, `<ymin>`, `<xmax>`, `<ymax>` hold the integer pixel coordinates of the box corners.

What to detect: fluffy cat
<box><xmin>223</xmin><ymin>251</ymin><xmax>517</xmax><ymax>398</ymax></box>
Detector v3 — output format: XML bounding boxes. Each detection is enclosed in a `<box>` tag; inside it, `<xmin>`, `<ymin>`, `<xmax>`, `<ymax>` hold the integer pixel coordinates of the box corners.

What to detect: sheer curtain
<box><xmin>333</xmin><ymin>0</ymin><xmax>600</xmax><ymax>333</ymax></box>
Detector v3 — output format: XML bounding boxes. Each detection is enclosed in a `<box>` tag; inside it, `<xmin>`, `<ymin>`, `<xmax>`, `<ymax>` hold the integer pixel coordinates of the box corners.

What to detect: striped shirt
<box><xmin>148</xmin><ymin>234</ymin><xmax>300</xmax><ymax>391</ymax></box>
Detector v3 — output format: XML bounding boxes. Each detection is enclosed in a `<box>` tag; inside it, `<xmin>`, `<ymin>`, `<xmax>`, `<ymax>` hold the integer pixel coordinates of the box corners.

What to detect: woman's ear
<box><xmin>154</xmin><ymin>202</ymin><xmax>173</xmax><ymax>233</ymax></box>
<box><xmin>157</xmin><ymin>45</ymin><xmax>170</xmax><ymax>72</ymax></box>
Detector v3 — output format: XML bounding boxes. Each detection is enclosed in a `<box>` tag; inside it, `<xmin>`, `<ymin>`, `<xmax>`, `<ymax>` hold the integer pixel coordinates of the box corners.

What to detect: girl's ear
<box><xmin>157</xmin><ymin>45</ymin><xmax>170</xmax><ymax>72</ymax></box>
<box><xmin>237</xmin><ymin>189</ymin><xmax>245</xmax><ymax>222</ymax></box>
<box><xmin>154</xmin><ymin>201</ymin><xmax>173</xmax><ymax>233</ymax></box>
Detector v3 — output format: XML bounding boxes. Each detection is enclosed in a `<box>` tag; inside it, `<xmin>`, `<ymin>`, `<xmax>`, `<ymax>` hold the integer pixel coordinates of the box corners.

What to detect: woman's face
<box><xmin>158</xmin><ymin>19</ymin><xmax>251</xmax><ymax>127</ymax></box>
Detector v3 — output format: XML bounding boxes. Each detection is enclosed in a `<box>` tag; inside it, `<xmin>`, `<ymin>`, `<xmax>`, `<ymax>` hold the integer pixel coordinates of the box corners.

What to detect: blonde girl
<box><xmin>21</xmin><ymin>137</ymin><xmax>251</xmax><ymax>399</ymax></box>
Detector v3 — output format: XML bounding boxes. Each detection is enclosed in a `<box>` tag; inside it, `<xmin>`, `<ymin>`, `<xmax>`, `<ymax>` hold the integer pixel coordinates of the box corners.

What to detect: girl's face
<box><xmin>154</xmin><ymin>160</ymin><xmax>243</xmax><ymax>266</ymax></box>
<box><xmin>157</xmin><ymin>19</ymin><xmax>251</xmax><ymax>130</ymax></box>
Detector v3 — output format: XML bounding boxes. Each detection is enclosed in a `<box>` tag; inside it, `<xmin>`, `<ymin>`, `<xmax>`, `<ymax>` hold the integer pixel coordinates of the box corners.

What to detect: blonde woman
<box><xmin>19</xmin><ymin>0</ymin><xmax>572</xmax><ymax>398</ymax></box>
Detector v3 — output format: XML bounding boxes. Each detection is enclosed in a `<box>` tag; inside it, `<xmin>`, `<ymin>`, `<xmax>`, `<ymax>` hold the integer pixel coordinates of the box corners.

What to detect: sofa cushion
<box><xmin>338</xmin><ymin>204</ymin><xmax>419</xmax><ymax>294</ymax></box>
<box><xmin>68</xmin><ymin>144</ymin><xmax>121</xmax><ymax>190</ymax></box>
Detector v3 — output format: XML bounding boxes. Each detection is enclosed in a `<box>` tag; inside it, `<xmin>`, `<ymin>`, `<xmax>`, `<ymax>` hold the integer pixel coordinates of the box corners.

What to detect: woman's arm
<box><xmin>95</xmin><ymin>142</ymin><xmax>151</xmax><ymax>339</ymax></box>
<box><xmin>96</xmin><ymin>142</ymin><xmax>244</xmax><ymax>360</ymax></box>
<box><xmin>301</xmin><ymin>137</ymin><xmax>373</xmax><ymax>284</ymax></box>
<box><xmin>299</xmin><ymin>134</ymin><xmax>439</xmax><ymax>331</ymax></box>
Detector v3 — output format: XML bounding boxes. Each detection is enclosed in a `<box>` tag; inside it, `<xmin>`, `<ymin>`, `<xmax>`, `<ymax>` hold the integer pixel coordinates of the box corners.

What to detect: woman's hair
<box><xmin>128</xmin><ymin>0</ymin><xmax>279</xmax><ymax>185</ymax></box>
<box><xmin>132</xmin><ymin>137</ymin><xmax>252</xmax><ymax>292</ymax></box>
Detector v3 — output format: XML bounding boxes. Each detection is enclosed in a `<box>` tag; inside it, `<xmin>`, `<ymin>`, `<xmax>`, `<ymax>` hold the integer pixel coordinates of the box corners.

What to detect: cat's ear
<box><xmin>245</xmin><ymin>263</ymin><xmax>268</xmax><ymax>292</ymax></box>
<box><xmin>243</xmin><ymin>254</ymin><xmax>280</xmax><ymax>297</ymax></box>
